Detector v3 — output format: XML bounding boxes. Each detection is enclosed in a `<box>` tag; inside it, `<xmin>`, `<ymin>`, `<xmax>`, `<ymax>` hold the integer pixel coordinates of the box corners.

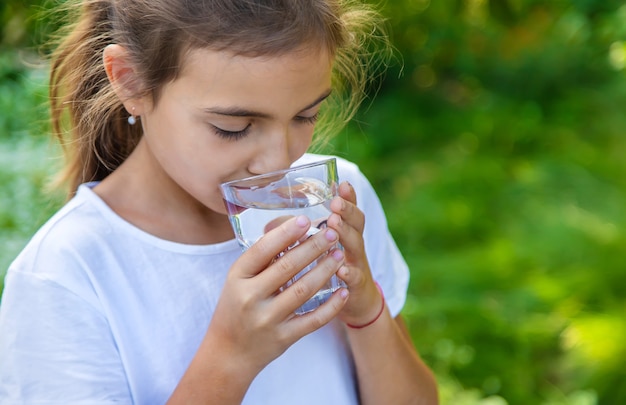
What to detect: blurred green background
<box><xmin>1</xmin><ymin>1</ymin><xmax>625</xmax><ymax>404</ymax></box>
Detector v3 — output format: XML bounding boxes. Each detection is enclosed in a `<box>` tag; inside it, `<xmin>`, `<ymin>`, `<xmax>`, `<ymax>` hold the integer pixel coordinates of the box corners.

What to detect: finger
<box><xmin>272</xmin><ymin>246</ymin><xmax>345</xmax><ymax>317</ymax></box>
<box><xmin>283</xmin><ymin>288</ymin><xmax>349</xmax><ymax>336</ymax></box>
<box><xmin>235</xmin><ymin>215</ymin><xmax>311</xmax><ymax>278</ymax></box>
<box><xmin>327</xmin><ymin>211</ymin><xmax>365</xmax><ymax>263</ymax></box>
<box><xmin>259</xmin><ymin>227</ymin><xmax>341</xmax><ymax>294</ymax></box>
<box><xmin>336</xmin><ymin>263</ymin><xmax>367</xmax><ymax>289</ymax></box>
<box><xmin>338</xmin><ymin>181</ymin><xmax>356</xmax><ymax>205</ymax></box>
<box><xmin>263</xmin><ymin>215</ymin><xmax>295</xmax><ymax>233</ymax></box>
<box><xmin>330</xmin><ymin>190</ymin><xmax>364</xmax><ymax>235</ymax></box>
<box><xmin>328</xmin><ymin>195</ymin><xmax>365</xmax><ymax>236</ymax></box>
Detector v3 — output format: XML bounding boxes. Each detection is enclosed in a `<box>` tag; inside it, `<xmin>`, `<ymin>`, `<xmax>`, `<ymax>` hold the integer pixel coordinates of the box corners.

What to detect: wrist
<box><xmin>345</xmin><ymin>281</ymin><xmax>385</xmax><ymax>329</ymax></box>
<box><xmin>170</xmin><ymin>335</ymin><xmax>256</xmax><ymax>404</ymax></box>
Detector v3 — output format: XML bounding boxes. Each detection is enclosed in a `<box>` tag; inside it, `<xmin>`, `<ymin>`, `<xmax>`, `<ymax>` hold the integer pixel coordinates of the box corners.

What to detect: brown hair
<box><xmin>49</xmin><ymin>0</ymin><xmax>392</xmax><ymax>197</ymax></box>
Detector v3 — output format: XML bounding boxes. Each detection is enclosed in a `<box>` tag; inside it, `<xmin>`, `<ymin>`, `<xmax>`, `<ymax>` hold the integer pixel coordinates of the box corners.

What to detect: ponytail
<box><xmin>49</xmin><ymin>0</ymin><xmax>141</xmax><ymax>198</ymax></box>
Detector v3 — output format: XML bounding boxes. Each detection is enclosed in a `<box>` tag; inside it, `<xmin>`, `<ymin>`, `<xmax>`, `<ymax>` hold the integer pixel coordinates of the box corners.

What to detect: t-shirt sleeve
<box><xmin>0</xmin><ymin>269</ymin><xmax>132</xmax><ymax>404</ymax></box>
<box><xmin>337</xmin><ymin>158</ymin><xmax>410</xmax><ymax>317</ymax></box>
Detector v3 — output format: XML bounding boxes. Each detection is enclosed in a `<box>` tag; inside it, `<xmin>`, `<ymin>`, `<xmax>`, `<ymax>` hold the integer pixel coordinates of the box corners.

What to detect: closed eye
<box><xmin>294</xmin><ymin>112</ymin><xmax>320</xmax><ymax>125</ymax></box>
<box><xmin>212</xmin><ymin>123</ymin><xmax>251</xmax><ymax>140</ymax></box>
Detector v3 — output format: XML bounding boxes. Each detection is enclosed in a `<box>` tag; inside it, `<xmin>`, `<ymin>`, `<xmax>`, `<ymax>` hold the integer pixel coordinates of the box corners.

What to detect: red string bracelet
<box><xmin>346</xmin><ymin>281</ymin><xmax>385</xmax><ymax>329</ymax></box>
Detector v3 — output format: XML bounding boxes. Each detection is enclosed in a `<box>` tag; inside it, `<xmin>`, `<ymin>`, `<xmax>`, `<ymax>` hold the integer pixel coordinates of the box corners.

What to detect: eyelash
<box><xmin>213</xmin><ymin>113</ymin><xmax>320</xmax><ymax>140</ymax></box>
<box><xmin>213</xmin><ymin>124</ymin><xmax>251</xmax><ymax>141</ymax></box>
<box><xmin>295</xmin><ymin>112</ymin><xmax>320</xmax><ymax>125</ymax></box>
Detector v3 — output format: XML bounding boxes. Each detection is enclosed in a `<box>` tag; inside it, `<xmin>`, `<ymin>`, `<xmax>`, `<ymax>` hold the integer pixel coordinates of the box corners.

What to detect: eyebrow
<box><xmin>203</xmin><ymin>89</ymin><xmax>332</xmax><ymax>118</ymax></box>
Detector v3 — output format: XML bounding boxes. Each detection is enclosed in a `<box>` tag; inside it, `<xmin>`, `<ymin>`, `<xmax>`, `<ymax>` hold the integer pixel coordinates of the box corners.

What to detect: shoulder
<box><xmin>20</xmin><ymin>185</ymin><xmax>108</xmax><ymax>249</ymax></box>
<box><xmin>8</xmin><ymin>184</ymin><xmax>113</xmax><ymax>289</ymax></box>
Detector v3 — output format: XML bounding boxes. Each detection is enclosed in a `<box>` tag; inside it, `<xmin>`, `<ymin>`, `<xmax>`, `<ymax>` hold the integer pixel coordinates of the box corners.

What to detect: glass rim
<box><xmin>220</xmin><ymin>157</ymin><xmax>337</xmax><ymax>189</ymax></box>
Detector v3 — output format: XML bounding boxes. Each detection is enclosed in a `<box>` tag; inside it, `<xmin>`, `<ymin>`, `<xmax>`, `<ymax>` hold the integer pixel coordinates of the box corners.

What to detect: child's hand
<box><xmin>206</xmin><ymin>215</ymin><xmax>348</xmax><ymax>375</ymax></box>
<box><xmin>326</xmin><ymin>182</ymin><xmax>382</xmax><ymax>327</ymax></box>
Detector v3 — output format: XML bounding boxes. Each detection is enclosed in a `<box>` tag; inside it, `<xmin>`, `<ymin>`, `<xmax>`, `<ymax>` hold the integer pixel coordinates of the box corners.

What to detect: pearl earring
<box><xmin>128</xmin><ymin>107</ymin><xmax>137</xmax><ymax>125</ymax></box>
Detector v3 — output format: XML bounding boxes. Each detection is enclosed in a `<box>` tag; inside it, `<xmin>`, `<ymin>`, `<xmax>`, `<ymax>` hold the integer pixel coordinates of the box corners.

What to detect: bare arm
<box><xmin>347</xmin><ymin>312</ymin><xmax>438</xmax><ymax>404</ymax></box>
<box><xmin>328</xmin><ymin>182</ymin><xmax>438</xmax><ymax>404</ymax></box>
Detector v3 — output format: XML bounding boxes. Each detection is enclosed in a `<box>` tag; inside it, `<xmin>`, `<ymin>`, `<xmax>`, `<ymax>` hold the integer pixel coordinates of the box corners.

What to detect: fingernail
<box><xmin>325</xmin><ymin>229</ymin><xmax>338</xmax><ymax>241</ymax></box>
<box><xmin>296</xmin><ymin>215</ymin><xmax>309</xmax><ymax>227</ymax></box>
<box><xmin>331</xmin><ymin>249</ymin><xmax>344</xmax><ymax>261</ymax></box>
<box><xmin>340</xmin><ymin>289</ymin><xmax>349</xmax><ymax>299</ymax></box>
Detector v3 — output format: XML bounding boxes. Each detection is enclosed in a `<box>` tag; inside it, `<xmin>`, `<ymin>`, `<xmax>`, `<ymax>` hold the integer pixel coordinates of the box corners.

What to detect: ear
<box><xmin>103</xmin><ymin>44</ymin><xmax>147</xmax><ymax>116</ymax></box>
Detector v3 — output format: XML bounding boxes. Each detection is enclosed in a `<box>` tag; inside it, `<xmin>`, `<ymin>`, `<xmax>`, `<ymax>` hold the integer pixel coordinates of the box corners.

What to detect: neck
<box><xmin>94</xmin><ymin>139</ymin><xmax>234</xmax><ymax>245</ymax></box>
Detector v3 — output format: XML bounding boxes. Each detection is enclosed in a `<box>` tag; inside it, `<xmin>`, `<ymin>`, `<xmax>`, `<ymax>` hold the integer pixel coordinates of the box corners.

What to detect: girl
<box><xmin>0</xmin><ymin>0</ymin><xmax>438</xmax><ymax>403</ymax></box>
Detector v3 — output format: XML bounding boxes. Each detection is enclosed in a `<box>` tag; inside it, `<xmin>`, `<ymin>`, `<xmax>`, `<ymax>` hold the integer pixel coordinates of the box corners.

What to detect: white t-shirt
<box><xmin>0</xmin><ymin>154</ymin><xmax>409</xmax><ymax>405</ymax></box>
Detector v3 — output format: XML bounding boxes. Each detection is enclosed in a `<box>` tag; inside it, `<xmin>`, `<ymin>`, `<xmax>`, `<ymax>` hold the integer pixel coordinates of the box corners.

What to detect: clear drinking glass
<box><xmin>220</xmin><ymin>158</ymin><xmax>347</xmax><ymax>315</ymax></box>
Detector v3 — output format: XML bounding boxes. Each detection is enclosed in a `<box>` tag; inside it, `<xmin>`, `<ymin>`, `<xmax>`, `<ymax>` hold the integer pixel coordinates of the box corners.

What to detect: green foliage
<box><xmin>323</xmin><ymin>1</ymin><xmax>626</xmax><ymax>404</ymax></box>
<box><xmin>1</xmin><ymin>1</ymin><xmax>626</xmax><ymax>404</ymax></box>
<box><xmin>1</xmin><ymin>0</ymin><xmax>59</xmax><ymax>48</ymax></box>
<box><xmin>0</xmin><ymin>51</ymin><xmax>62</xmax><ymax>292</ymax></box>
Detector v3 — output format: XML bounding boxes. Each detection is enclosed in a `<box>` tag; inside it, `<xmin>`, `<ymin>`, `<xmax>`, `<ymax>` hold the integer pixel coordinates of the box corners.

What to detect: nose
<box><xmin>248</xmin><ymin>128</ymin><xmax>293</xmax><ymax>175</ymax></box>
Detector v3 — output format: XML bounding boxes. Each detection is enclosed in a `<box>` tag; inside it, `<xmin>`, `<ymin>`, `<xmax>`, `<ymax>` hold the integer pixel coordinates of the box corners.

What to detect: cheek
<box><xmin>289</xmin><ymin>126</ymin><xmax>316</xmax><ymax>159</ymax></box>
<box><xmin>146</xmin><ymin>103</ymin><xmax>211</xmax><ymax>167</ymax></box>
<box><xmin>142</xmin><ymin>114</ymin><xmax>230</xmax><ymax>199</ymax></box>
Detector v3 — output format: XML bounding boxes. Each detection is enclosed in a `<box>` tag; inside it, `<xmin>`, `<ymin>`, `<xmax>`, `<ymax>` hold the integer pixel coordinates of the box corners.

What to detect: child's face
<box><xmin>137</xmin><ymin>46</ymin><xmax>333</xmax><ymax>215</ymax></box>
